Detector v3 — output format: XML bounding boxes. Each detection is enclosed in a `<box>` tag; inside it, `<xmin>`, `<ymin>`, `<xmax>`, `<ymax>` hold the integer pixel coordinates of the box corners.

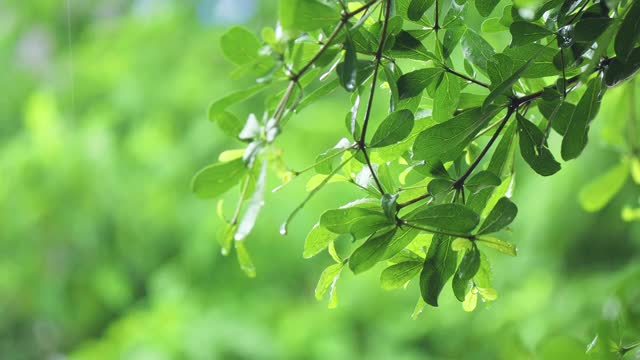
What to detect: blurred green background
<box><xmin>1</xmin><ymin>0</ymin><xmax>639</xmax><ymax>359</ymax></box>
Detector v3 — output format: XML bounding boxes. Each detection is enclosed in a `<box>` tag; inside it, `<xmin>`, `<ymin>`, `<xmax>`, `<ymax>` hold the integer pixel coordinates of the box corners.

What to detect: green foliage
<box><xmin>195</xmin><ymin>0</ymin><xmax>640</xmax><ymax>318</ymax></box>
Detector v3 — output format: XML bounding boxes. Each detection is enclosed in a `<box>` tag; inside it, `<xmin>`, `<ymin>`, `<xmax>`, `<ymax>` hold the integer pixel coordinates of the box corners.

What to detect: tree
<box><xmin>194</xmin><ymin>0</ymin><xmax>640</xmax><ymax>327</ymax></box>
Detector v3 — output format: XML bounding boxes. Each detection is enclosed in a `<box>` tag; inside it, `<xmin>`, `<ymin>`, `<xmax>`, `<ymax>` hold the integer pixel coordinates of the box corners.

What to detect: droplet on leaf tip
<box><xmin>279</xmin><ymin>223</ymin><xmax>288</xmax><ymax>235</ymax></box>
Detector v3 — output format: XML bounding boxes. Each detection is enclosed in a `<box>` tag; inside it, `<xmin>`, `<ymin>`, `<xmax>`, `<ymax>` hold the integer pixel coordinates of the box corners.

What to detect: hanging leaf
<box><xmin>192</xmin><ymin>159</ymin><xmax>248</xmax><ymax>199</ymax></box>
<box><xmin>315</xmin><ymin>263</ymin><xmax>344</xmax><ymax>303</ymax></box>
<box><xmin>303</xmin><ymin>224</ymin><xmax>340</xmax><ymax>258</ymax></box>
<box><xmin>381</xmin><ymin>261</ymin><xmax>423</xmax><ymax>289</ymax></box>
<box><xmin>235</xmin><ymin>161</ymin><xmax>268</xmax><ymax>241</ymax></box>
<box><xmin>349</xmin><ymin>228</ymin><xmax>398</xmax><ymax>274</ymax></box>
<box><xmin>370</xmin><ymin>110</ymin><xmax>415</xmax><ymax>147</ymax></box>
<box><xmin>478</xmin><ymin>197</ymin><xmax>518</xmax><ymax>234</ymax></box>
<box><xmin>476</xmin><ymin>236</ymin><xmax>517</xmax><ymax>256</ymax></box>
<box><xmin>465</xmin><ymin>171</ymin><xmax>501</xmax><ymax>194</ymax></box>
<box><xmin>420</xmin><ymin>234</ymin><xmax>457</xmax><ymax>306</ymax></box>
<box><xmin>561</xmin><ymin>77</ymin><xmax>605</xmax><ymax>161</ymax></box>
<box><xmin>340</xmin><ymin>36</ymin><xmax>359</xmax><ymax>92</ymax></box>
<box><xmin>397</xmin><ymin>68</ymin><xmax>444</xmax><ymax>100</ymax></box>
<box><xmin>614</xmin><ymin>0</ymin><xmax>640</xmax><ymax>61</ymax></box>
<box><xmin>516</xmin><ymin>113</ymin><xmax>561</xmax><ymax>176</ymax></box>
<box><xmin>235</xmin><ymin>240</ymin><xmax>257</xmax><ymax>277</ymax></box>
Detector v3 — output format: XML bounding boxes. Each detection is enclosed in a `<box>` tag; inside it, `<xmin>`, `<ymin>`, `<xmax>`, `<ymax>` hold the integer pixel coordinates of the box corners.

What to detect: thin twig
<box><xmin>444</xmin><ymin>66</ymin><xmax>490</xmax><ymax>89</ymax></box>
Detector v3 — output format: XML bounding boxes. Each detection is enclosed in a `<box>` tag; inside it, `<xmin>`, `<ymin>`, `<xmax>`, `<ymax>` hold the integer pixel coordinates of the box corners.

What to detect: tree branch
<box><xmin>454</xmin><ymin>106</ymin><xmax>515</xmax><ymax>188</ymax></box>
<box><xmin>357</xmin><ymin>0</ymin><xmax>392</xmax><ymax>195</ymax></box>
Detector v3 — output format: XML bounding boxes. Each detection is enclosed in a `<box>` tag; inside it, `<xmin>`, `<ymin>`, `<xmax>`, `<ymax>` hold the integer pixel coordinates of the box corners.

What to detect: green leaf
<box><xmin>407</xmin><ymin>203</ymin><xmax>480</xmax><ymax>234</ymax></box>
<box><xmin>478</xmin><ymin>197</ymin><xmax>518</xmax><ymax>234</ymax></box>
<box><xmin>279</xmin><ymin>0</ymin><xmax>341</xmax><ymax>32</ymax></box>
<box><xmin>192</xmin><ymin>159</ymin><xmax>248</xmax><ymax>199</ymax></box>
<box><xmin>428</xmin><ymin>178</ymin><xmax>454</xmax><ymax>203</ymax></box>
<box><xmin>502</xmin><ymin>44</ymin><xmax>558</xmax><ymax>78</ymax></box>
<box><xmin>381</xmin><ymin>261</ymin><xmax>423</xmax><ymax>289</ymax></box>
<box><xmin>315</xmin><ymin>263</ymin><xmax>343</xmax><ymax>300</ymax></box>
<box><xmin>381</xmin><ymin>193</ymin><xmax>399</xmax><ymax>221</ymax></box>
<box><xmin>420</xmin><ymin>234</ymin><xmax>457</xmax><ymax>306</ymax></box>
<box><xmin>433</xmin><ymin>72</ymin><xmax>461</xmax><ymax>123</ymax></box>
<box><xmin>235</xmin><ymin>240</ymin><xmax>257</xmax><ymax>277</ymax></box>
<box><xmin>443</xmin><ymin>26</ymin><xmax>466</xmax><ymax>59</ymax></box>
<box><xmin>220</xmin><ymin>26</ymin><xmax>261</xmax><ymax>66</ymax></box>
<box><xmin>538</xmin><ymin>99</ymin><xmax>575</xmax><ymax>136</ymax></box>
<box><xmin>574</xmin><ymin>17</ymin><xmax>612</xmax><ymax>43</ymax></box>
<box><xmin>320</xmin><ymin>201</ymin><xmax>392</xmax><ymax>237</ymax></box>
<box><xmin>632</xmin><ymin>158</ymin><xmax>640</xmax><ymax>185</ymax></box>
<box><xmin>413</xmin><ymin>107</ymin><xmax>500</xmax><ymax>166</ymax></box>
<box><xmin>340</xmin><ymin>37</ymin><xmax>358</xmax><ymax>92</ymax></box>
<box><xmin>465</xmin><ymin>170</ymin><xmax>501</xmax><ymax>194</ymax></box>
<box><xmin>235</xmin><ymin>161</ymin><xmax>267</xmax><ymax>241</ymax></box>
<box><xmin>509</xmin><ymin>21</ymin><xmax>553</xmax><ymax>47</ymax></box>
<box><xmin>516</xmin><ymin>113</ymin><xmax>561</xmax><ymax>176</ymax></box>
<box><xmin>483</xmin><ymin>58</ymin><xmax>534</xmax><ymax>110</ymax></box>
<box><xmin>370</xmin><ymin>110</ymin><xmax>415</xmax><ymax>147</ymax></box>
<box><xmin>457</xmin><ymin>244</ymin><xmax>481</xmax><ymax>280</ymax></box>
<box><xmin>349</xmin><ymin>228</ymin><xmax>398</xmax><ymax>274</ymax></box>
<box><xmin>578</xmin><ymin>160</ymin><xmax>629</xmax><ymax>212</ymax></box>
<box><xmin>314</xmin><ymin>138</ymin><xmax>352</xmax><ymax>175</ymax></box>
<box><xmin>482</xmin><ymin>18</ymin><xmax>507</xmax><ymax>33</ymax></box>
<box><xmin>487</xmin><ymin>54</ymin><xmax>514</xmax><ymax>86</ymax></box>
<box><xmin>397</xmin><ymin>68</ymin><xmax>444</xmax><ymax>100</ymax></box>
<box><xmin>475</xmin><ymin>0</ymin><xmax>500</xmax><ymax>16</ymax></box>
<box><xmin>476</xmin><ymin>236</ymin><xmax>517</xmax><ymax>256</ymax></box>
<box><xmin>407</xmin><ymin>0</ymin><xmax>435</xmax><ymax>21</ymax></box>
<box><xmin>296</xmin><ymin>78</ymin><xmax>340</xmax><ymax>112</ymax></box>
<box><xmin>452</xmin><ymin>275</ymin><xmax>470</xmax><ymax>302</ymax></box>
<box><xmin>336</xmin><ymin>60</ymin><xmax>375</xmax><ymax>91</ymax></box>
<box><xmin>390</xmin><ymin>31</ymin><xmax>437</xmax><ymax>62</ymax></box>
<box><xmin>604</xmin><ymin>48</ymin><xmax>640</xmax><ymax>87</ymax></box>
<box><xmin>209</xmin><ymin>83</ymin><xmax>270</xmax><ymax>116</ymax></box>
<box><xmin>304</xmin><ymin>224</ymin><xmax>340</xmax><ymax>258</ymax></box>
<box><xmin>614</xmin><ymin>0</ymin><xmax>640</xmax><ymax>62</ymax></box>
<box><xmin>461</xmin><ymin>29</ymin><xmax>496</xmax><ymax>72</ymax></box>
<box><xmin>561</xmin><ymin>77</ymin><xmax>604</xmax><ymax>161</ymax></box>
<box><xmin>211</xmin><ymin>111</ymin><xmax>244</xmax><ymax>138</ymax></box>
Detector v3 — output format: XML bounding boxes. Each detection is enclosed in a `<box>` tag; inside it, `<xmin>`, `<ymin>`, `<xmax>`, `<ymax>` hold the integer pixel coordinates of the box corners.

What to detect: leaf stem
<box><xmin>444</xmin><ymin>66</ymin><xmax>490</xmax><ymax>89</ymax></box>
<box><xmin>280</xmin><ymin>152</ymin><xmax>356</xmax><ymax>234</ymax></box>
<box><xmin>397</xmin><ymin>192</ymin><xmax>431</xmax><ymax>209</ymax></box>
<box><xmin>399</xmin><ymin>219</ymin><xmax>473</xmax><ymax>239</ymax></box>
<box><xmin>434</xmin><ymin>0</ymin><xmax>440</xmax><ymax>32</ymax></box>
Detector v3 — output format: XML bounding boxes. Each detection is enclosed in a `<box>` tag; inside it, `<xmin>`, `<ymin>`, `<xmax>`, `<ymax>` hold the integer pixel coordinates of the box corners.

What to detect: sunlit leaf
<box><xmin>192</xmin><ymin>159</ymin><xmax>248</xmax><ymax>199</ymax></box>
<box><xmin>380</xmin><ymin>261</ymin><xmax>423</xmax><ymax>289</ymax></box>
<box><xmin>578</xmin><ymin>160</ymin><xmax>629</xmax><ymax>212</ymax></box>
<box><xmin>476</xmin><ymin>236</ymin><xmax>517</xmax><ymax>256</ymax></box>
